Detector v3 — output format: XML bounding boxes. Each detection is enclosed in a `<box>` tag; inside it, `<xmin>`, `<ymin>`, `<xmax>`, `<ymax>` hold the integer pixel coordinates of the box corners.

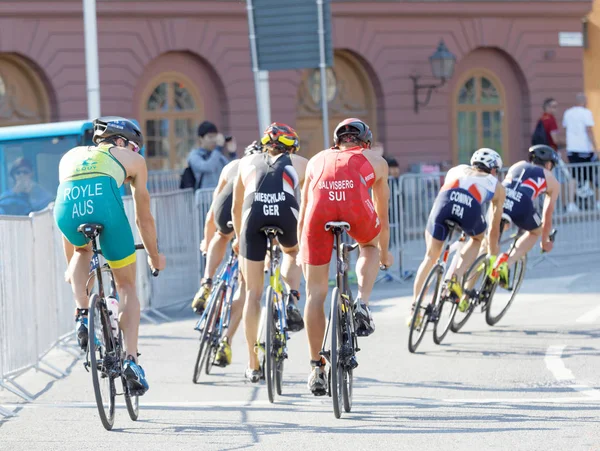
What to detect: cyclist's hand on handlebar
<box><xmin>380</xmin><ymin>251</ymin><xmax>394</xmax><ymax>269</ymax></box>
<box><xmin>148</xmin><ymin>253</ymin><xmax>166</xmax><ymax>273</ymax></box>
<box><xmin>541</xmin><ymin>239</ymin><xmax>553</xmax><ymax>253</ymax></box>
<box><xmin>200</xmin><ymin>238</ymin><xmax>208</xmax><ymax>254</ymax></box>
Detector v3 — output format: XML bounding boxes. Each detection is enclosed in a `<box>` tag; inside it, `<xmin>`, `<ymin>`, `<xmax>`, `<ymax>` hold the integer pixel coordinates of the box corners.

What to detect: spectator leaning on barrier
<box><xmin>533</xmin><ymin>98</ymin><xmax>562</xmax><ymax>150</ymax></box>
<box><xmin>0</xmin><ymin>157</ymin><xmax>53</xmax><ymax>216</ymax></box>
<box><xmin>562</xmin><ymin>93</ymin><xmax>600</xmax><ymax>210</ymax></box>
<box><xmin>187</xmin><ymin>121</ymin><xmax>237</xmax><ymax>191</ymax></box>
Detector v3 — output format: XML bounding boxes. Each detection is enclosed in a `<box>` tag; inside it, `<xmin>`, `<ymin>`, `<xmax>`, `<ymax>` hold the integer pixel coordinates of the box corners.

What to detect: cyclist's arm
<box><xmin>487</xmin><ymin>183</ymin><xmax>506</xmax><ymax>256</ymax></box>
<box><xmin>542</xmin><ymin>170</ymin><xmax>560</xmax><ymax>242</ymax></box>
<box><xmin>130</xmin><ymin>156</ymin><xmax>160</xmax><ymax>258</ymax></box>
<box><xmin>232</xmin><ymin>162</ymin><xmax>245</xmax><ymax>241</ymax></box>
<box><xmin>297</xmin><ymin>159</ymin><xmax>313</xmax><ymax>242</ymax></box>
<box><xmin>372</xmin><ymin>158</ymin><xmax>390</xmax><ymax>255</ymax></box>
<box><xmin>203</xmin><ymin>172</ymin><xmax>229</xmax><ymax>246</ymax></box>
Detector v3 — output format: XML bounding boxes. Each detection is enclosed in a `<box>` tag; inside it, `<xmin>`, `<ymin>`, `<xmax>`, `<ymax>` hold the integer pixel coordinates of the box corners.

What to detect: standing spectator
<box><xmin>562</xmin><ymin>93</ymin><xmax>599</xmax><ymax>209</ymax></box>
<box><xmin>536</xmin><ymin>98</ymin><xmax>577</xmax><ymax>213</ymax></box>
<box><xmin>187</xmin><ymin>121</ymin><xmax>237</xmax><ymax>191</ymax></box>
<box><xmin>0</xmin><ymin>157</ymin><xmax>53</xmax><ymax>216</ymax></box>
<box><xmin>538</xmin><ymin>98</ymin><xmax>561</xmax><ymax>150</ymax></box>
<box><xmin>386</xmin><ymin>157</ymin><xmax>401</xmax><ymax>180</ymax></box>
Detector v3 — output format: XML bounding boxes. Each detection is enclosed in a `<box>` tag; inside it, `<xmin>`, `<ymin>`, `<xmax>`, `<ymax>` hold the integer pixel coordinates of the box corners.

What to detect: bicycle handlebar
<box><xmin>134</xmin><ymin>244</ymin><xmax>160</xmax><ymax>276</ymax></box>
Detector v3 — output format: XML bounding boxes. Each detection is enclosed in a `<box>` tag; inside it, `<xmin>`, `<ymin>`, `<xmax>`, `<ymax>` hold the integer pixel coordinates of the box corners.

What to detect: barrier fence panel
<box><xmin>0</xmin><ymin>217</ymin><xmax>38</xmax><ymax>379</ymax></box>
<box><xmin>149</xmin><ymin>189</ymin><xmax>201</xmax><ymax>309</ymax></box>
<box><xmin>31</xmin><ymin>209</ymin><xmax>61</xmax><ymax>360</ymax></box>
<box><xmin>147</xmin><ymin>170</ymin><xmax>181</xmax><ymax>194</ymax></box>
<box><xmin>52</xmin><ymin>222</ymin><xmax>77</xmax><ymax>339</ymax></box>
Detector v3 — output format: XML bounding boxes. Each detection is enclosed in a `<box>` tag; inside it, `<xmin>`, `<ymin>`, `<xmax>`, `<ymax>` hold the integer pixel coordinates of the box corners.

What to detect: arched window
<box><xmin>0</xmin><ymin>54</ymin><xmax>51</xmax><ymax>127</ymax></box>
<box><xmin>140</xmin><ymin>73</ymin><xmax>201</xmax><ymax>171</ymax></box>
<box><xmin>455</xmin><ymin>71</ymin><xmax>506</xmax><ymax>164</ymax></box>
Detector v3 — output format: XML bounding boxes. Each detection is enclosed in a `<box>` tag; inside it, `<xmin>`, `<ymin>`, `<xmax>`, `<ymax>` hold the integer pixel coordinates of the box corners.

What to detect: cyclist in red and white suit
<box><xmin>297</xmin><ymin>118</ymin><xmax>393</xmax><ymax>395</ymax></box>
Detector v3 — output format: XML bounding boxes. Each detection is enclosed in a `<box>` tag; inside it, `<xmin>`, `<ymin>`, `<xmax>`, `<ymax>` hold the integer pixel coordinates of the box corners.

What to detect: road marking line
<box><xmin>545</xmin><ymin>345</ymin><xmax>575</xmax><ymax>381</ymax></box>
<box><xmin>443</xmin><ymin>396</ymin><xmax>600</xmax><ymax>404</ymax></box>
<box><xmin>544</xmin><ymin>344</ymin><xmax>600</xmax><ymax>399</ymax></box>
<box><xmin>576</xmin><ymin>305</ymin><xmax>600</xmax><ymax>324</ymax></box>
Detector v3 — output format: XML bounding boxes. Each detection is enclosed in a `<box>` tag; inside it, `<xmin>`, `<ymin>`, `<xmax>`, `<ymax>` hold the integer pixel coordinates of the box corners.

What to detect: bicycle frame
<box><xmin>194</xmin><ymin>251</ymin><xmax>238</xmax><ymax>333</ymax></box>
<box><xmin>265</xmin><ymin>233</ymin><xmax>287</xmax><ymax>342</ymax></box>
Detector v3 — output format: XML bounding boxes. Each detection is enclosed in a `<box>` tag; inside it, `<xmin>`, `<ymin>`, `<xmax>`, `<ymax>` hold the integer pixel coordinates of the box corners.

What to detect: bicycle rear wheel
<box><xmin>193</xmin><ymin>290</ymin><xmax>219</xmax><ymax>383</ymax></box>
<box><xmin>89</xmin><ymin>294</ymin><xmax>116</xmax><ymax>430</ymax></box>
<box><xmin>486</xmin><ymin>255</ymin><xmax>526</xmax><ymax>326</ymax></box>
<box><xmin>451</xmin><ymin>254</ymin><xmax>485</xmax><ymax>333</ymax></box>
<box><xmin>265</xmin><ymin>286</ymin><xmax>277</xmax><ymax>403</ymax></box>
<box><xmin>342</xmin><ymin>307</ymin><xmax>354</xmax><ymax>413</ymax></box>
<box><xmin>329</xmin><ymin>287</ymin><xmax>343</xmax><ymax>419</ymax></box>
<box><xmin>408</xmin><ymin>265</ymin><xmax>442</xmax><ymax>353</ymax></box>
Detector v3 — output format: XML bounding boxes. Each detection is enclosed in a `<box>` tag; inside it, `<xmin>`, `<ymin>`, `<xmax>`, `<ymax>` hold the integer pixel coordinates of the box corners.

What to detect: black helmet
<box><xmin>93</xmin><ymin>116</ymin><xmax>144</xmax><ymax>150</ymax></box>
<box><xmin>528</xmin><ymin>144</ymin><xmax>559</xmax><ymax>167</ymax></box>
<box><xmin>333</xmin><ymin>118</ymin><xmax>372</xmax><ymax>148</ymax></box>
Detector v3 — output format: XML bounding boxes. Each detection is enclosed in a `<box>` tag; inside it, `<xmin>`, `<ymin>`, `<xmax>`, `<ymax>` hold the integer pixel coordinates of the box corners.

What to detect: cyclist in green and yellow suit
<box><xmin>54</xmin><ymin>116</ymin><xmax>166</xmax><ymax>395</ymax></box>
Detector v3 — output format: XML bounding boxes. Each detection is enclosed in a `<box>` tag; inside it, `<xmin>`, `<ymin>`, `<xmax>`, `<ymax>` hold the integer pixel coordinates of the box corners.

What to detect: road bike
<box><xmin>193</xmin><ymin>248</ymin><xmax>239</xmax><ymax>383</ymax></box>
<box><xmin>451</xmin><ymin>215</ymin><xmax>557</xmax><ymax>331</ymax></box>
<box><xmin>79</xmin><ymin>222</ymin><xmax>158</xmax><ymax>431</ymax></box>
<box><xmin>408</xmin><ymin>220</ymin><xmax>462</xmax><ymax>353</ymax></box>
<box><xmin>320</xmin><ymin>221</ymin><xmax>361</xmax><ymax>419</ymax></box>
<box><xmin>256</xmin><ymin>226</ymin><xmax>289</xmax><ymax>403</ymax></box>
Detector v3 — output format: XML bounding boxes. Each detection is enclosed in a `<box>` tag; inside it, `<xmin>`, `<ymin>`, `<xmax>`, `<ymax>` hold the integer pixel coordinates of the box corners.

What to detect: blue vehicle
<box><xmin>0</xmin><ymin>119</ymin><xmax>143</xmax><ymax>215</ymax></box>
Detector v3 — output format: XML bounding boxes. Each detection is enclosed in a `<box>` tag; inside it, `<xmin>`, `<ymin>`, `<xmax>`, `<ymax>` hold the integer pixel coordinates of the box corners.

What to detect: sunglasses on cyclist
<box><xmin>14</xmin><ymin>169</ymin><xmax>32</xmax><ymax>176</ymax></box>
<box><xmin>128</xmin><ymin>141</ymin><xmax>140</xmax><ymax>153</ymax></box>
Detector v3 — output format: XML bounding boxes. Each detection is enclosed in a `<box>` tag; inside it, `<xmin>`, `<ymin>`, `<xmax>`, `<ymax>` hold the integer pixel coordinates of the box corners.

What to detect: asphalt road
<box><xmin>1</xmin><ymin>261</ymin><xmax>599</xmax><ymax>451</ymax></box>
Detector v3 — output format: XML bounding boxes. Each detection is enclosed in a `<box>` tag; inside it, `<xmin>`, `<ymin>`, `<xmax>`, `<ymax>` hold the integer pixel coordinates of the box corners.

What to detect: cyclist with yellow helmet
<box><xmin>231</xmin><ymin>122</ymin><xmax>307</xmax><ymax>382</ymax></box>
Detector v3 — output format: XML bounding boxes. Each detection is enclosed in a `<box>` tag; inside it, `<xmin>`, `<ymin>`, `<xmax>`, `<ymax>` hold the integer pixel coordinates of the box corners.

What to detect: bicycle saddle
<box><xmin>260</xmin><ymin>226</ymin><xmax>284</xmax><ymax>236</ymax></box>
<box><xmin>443</xmin><ymin>220</ymin><xmax>459</xmax><ymax>230</ymax></box>
<box><xmin>77</xmin><ymin>223</ymin><xmax>104</xmax><ymax>238</ymax></box>
<box><xmin>324</xmin><ymin>221</ymin><xmax>351</xmax><ymax>232</ymax></box>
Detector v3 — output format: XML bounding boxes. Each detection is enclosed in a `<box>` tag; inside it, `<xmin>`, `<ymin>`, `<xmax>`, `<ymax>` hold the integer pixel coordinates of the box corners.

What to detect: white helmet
<box><xmin>470</xmin><ymin>148</ymin><xmax>503</xmax><ymax>172</ymax></box>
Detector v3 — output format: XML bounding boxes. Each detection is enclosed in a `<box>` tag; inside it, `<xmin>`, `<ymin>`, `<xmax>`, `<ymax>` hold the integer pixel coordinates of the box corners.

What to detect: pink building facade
<box><xmin>0</xmin><ymin>0</ymin><xmax>592</xmax><ymax>171</ymax></box>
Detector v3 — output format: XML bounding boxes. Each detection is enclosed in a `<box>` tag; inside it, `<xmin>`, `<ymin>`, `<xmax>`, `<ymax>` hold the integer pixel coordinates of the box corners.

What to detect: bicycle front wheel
<box><xmin>265</xmin><ymin>286</ymin><xmax>277</xmax><ymax>403</ymax></box>
<box><xmin>89</xmin><ymin>294</ymin><xmax>116</xmax><ymax>430</ymax></box>
<box><xmin>486</xmin><ymin>255</ymin><xmax>526</xmax><ymax>326</ymax></box>
<box><xmin>433</xmin><ymin>291</ymin><xmax>457</xmax><ymax>345</ymax></box>
<box><xmin>408</xmin><ymin>265</ymin><xmax>442</xmax><ymax>353</ymax></box>
<box><xmin>193</xmin><ymin>290</ymin><xmax>219</xmax><ymax>383</ymax></box>
<box><xmin>329</xmin><ymin>287</ymin><xmax>343</xmax><ymax>419</ymax></box>
<box><xmin>205</xmin><ymin>282</ymin><xmax>226</xmax><ymax>375</ymax></box>
<box><xmin>451</xmin><ymin>254</ymin><xmax>486</xmax><ymax>333</ymax></box>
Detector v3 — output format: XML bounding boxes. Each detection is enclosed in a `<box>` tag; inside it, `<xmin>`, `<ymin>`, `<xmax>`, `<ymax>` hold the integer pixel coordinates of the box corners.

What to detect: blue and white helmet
<box><xmin>470</xmin><ymin>148</ymin><xmax>503</xmax><ymax>171</ymax></box>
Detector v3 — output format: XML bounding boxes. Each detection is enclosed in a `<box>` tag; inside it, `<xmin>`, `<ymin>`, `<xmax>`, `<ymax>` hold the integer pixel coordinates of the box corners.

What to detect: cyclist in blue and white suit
<box><xmin>410</xmin><ymin>148</ymin><xmax>506</xmax><ymax>322</ymax></box>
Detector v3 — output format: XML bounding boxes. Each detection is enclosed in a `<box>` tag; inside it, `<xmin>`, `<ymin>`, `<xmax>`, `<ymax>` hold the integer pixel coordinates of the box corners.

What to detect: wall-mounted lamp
<box><xmin>410</xmin><ymin>40</ymin><xmax>456</xmax><ymax>113</ymax></box>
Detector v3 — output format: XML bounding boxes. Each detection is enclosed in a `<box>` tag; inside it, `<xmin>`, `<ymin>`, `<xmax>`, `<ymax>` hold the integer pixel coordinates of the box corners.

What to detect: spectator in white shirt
<box><xmin>562</xmin><ymin>93</ymin><xmax>599</xmax><ymax>210</ymax></box>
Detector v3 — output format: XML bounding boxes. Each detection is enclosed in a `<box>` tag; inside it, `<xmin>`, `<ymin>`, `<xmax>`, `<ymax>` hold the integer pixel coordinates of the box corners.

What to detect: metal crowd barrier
<box><xmin>0</xmin><ymin>209</ymin><xmax>74</xmax><ymax>407</ymax></box>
